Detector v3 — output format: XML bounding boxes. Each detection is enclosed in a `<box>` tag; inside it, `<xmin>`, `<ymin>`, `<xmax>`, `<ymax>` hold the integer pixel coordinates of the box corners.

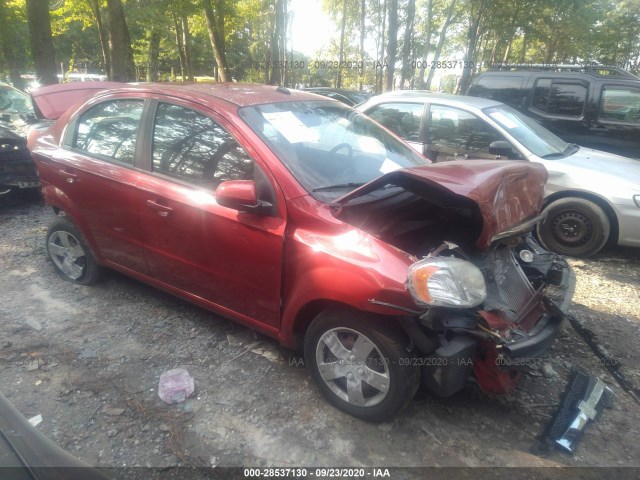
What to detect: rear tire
<box><xmin>46</xmin><ymin>217</ymin><xmax>104</xmax><ymax>285</ymax></box>
<box><xmin>536</xmin><ymin>198</ymin><xmax>610</xmax><ymax>257</ymax></box>
<box><xmin>304</xmin><ymin>308</ymin><xmax>419</xmax><ymax>422</ymax></box>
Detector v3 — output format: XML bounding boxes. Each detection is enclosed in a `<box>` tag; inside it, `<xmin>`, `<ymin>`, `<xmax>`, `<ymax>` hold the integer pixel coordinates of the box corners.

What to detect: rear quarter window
<box><xmin>468</xmin><ymin>75</ymin><xmax>525</xmax><ymax>106</ymax></box>
<box><xmin>599</xmin><ymin>86</ymin><xmax>640</xmax><ymax>123</ymax></box>
<box><xmin>74</xmin><ymin>99</ymin><xmax>144</xmax><ymax>165</ymax></box>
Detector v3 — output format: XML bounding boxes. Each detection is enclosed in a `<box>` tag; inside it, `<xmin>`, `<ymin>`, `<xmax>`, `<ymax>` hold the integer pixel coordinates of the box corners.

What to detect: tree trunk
<box><xmin>336</xmin><ymin>0</ymin><xmax>348</xmax><ymax>88</ymax></box>
<box><xmin>173</xmin><ymin>18</ymin><xmax>187</xmax><ymax>81</ymax></box>
<box><xmin>281</xmin><ymin>0</ymin><xmax>288</xmax><ymax>87</ymax></box>
<box><xmin>384</xmin><ymin>0</ymin><xmax>398</xmax><ymax>92</ymax></box>
<box><xmin>376</xmin><ymin>0</ymin><xmax>386</xmax><ymax>93</ymax></box>
<box><xmin>25</xmin><ymin>0</ymin><xmax>58</xmax><ymax>86</ymax></box>
<box><xmin>502</xmin><ymin>28</ymin><xmax>515</xmax><ymax>63</ymax></box>
<box><xmin>87</xmin><ymin>0</ymin><xmax>111</xmax><ymax>78</ymax></box>
<box><xmin>0</xmin><ymin>3</ymin><xmax>24</xmax><ymax>90</ymax></box>
<box><xmin>268</xmin><ymin>0</ymin><xmax>284</xmax><ymax>85</ymax></box>
<box><xmin>106</xmin><ymin>0</ymin><xmax>136</xmax><ymax>81</ymax></box>
<box><xmin>203</xmin><ymin>0</ymin><xmax>229</xmax><ymax>82</ymax></box>
<box><xmin>174</xmin><ymin>17</ymin><xmax>187</xmax><ymax>80</ymax></box>
<box><xmin>425</xmin><ymin>0</ymin><xmax>456</xmax><ymax>91</ymax></box>
<box><xmin>182</xmin><ymin>17</ymin><xmax>194</xmax><ymax>81</ymax></box>
<box><xmin>489</xmin><ymin>32</ymin><xmax>499</xmax><ymax>65</ymax></box>
<box><xmin>147</xmin><ymin>27</ymin><xmax>161</xmax><ymax>82</ymax></box>
<box><xmin>519</xmin><ymin>32</ymin><xmax>528</xmax><ymax>63</ymax></box>
<box><xmin>359</xmin><ymin>0</ymin><xmax>366</xmax><ymax>90</ymax></box>
<box><xmin>457</xmin><ymin>0</ymin><xmax>485</xmax><ymax>94</ymax></box>
<box><xmin>417</xmin><ymin>0</ymin><xmax>433</xmax><ymax>89</ymax></box>
<box><xmin>399</xmin><ymin>0</ymin><xmax>415</xmax><ymax>88</ymax></box>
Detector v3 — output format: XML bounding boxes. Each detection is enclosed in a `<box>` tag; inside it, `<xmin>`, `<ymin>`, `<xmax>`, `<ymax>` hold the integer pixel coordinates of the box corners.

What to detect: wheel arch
<box><xmin>543</xmin><ymin>190</ymin><xmax>619</xmax><ymax>245</ymax></box>
<box><xmin>288</xmin><ymin>299</ymin><xmax>412</xmax><ymax>352</ymax></box>
<box><xmin>42</xmin><ymin>185</ymin><xmax>104</xmax><ymax>263</ymax></box>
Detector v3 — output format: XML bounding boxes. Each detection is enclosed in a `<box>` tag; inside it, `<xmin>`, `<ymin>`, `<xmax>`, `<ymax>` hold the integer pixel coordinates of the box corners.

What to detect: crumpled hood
<box><xmin>334</xmin><ymin>160</ymin><xmax>548</xmax><ymax>250</ymax></box>
<box><xmin>30</xmin><ymin>81</ymin><xmax>123</xmax><ymax>120</ymax></box>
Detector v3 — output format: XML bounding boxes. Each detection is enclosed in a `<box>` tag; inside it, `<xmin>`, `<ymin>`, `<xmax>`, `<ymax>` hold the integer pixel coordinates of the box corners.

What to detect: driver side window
<box><xmin>428</xmin><ymin>104</ymin><xmax>515</xmax><ymax>160</ymax></box>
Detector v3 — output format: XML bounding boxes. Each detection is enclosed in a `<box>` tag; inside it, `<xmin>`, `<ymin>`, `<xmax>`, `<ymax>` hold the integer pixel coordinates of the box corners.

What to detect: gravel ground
<box><xmin>1</xmin><ymin>191</ymin><xmax>639</xmax><ymax>475</ymax></box>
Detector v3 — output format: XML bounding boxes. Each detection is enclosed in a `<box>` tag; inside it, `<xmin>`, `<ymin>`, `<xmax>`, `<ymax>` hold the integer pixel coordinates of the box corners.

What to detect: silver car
<box><xmin>358</xmin><ymin>91</ymin><xmax>640</xmax><ymax>257</ymax></box>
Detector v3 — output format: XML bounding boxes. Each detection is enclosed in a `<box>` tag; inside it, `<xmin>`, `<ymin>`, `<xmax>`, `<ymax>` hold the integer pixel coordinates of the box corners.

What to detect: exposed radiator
<box><xmin>482</xmin><ymin>247</ymin><xmax>536</xmax><ymax>321</ymax></box>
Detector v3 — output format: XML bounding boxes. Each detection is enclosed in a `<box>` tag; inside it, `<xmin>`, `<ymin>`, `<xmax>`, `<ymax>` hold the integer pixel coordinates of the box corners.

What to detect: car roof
<box><xmin>364</xmin><ymin>90</ymin><xmax>503</xmax><ymax>109</ymax></box>
<box><xmin>98</xmin><ymin>83</ymin><xmax>325</xmax><ymax>108</ymax></box>
<box><xmin>473</xmin><ymin>69</ymin><xmax>640</xmax><ymax>84</ymax></box>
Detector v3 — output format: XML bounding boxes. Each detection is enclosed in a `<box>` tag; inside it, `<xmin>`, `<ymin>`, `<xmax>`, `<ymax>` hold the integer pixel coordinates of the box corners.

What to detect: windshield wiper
<box><xmin>313</xmin><ymin>182</ymin><xmax>365</xmax><ymax>192</ymax></box>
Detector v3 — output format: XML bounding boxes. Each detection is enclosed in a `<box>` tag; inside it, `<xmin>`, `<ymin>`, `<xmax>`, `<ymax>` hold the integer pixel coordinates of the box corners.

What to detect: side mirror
<box><xmin>489</xmin><ymin>140</ymin><xmax>515</xmax><ymax>158</ymax></box>
<box><xmin>215</xmin><ymin>180</ymin><xmax>273</xmax><ymax>215</ymax></box>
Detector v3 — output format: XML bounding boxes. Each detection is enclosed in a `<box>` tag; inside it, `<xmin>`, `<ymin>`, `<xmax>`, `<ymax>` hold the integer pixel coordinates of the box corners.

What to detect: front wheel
<box><xmin>304</xmin><ymin>309</ymin><xmax>419</xmax><ymax>422</ymax></box>
<box><xmin>536</xmin><ymin>198</ymin><xmax>610</xmax><ymax>257</ymax></box>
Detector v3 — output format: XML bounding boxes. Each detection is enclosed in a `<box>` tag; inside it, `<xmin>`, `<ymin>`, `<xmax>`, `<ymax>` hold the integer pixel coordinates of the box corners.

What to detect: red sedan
<box><xmin>28</xmin><ymin>83</ymin><xmax>574</xmax><ymax>421</ymax></box>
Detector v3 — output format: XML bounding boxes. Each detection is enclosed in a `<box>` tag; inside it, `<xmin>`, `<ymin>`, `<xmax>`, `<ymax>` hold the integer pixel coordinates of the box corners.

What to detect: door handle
<box><xmin>146</xmin><ymin>199</ymin><xmax>173</xmax><ymax>217</ymax></box>
<box><xmin>59</xmin><ymin>169</ymin><xmax>78</xmax><ymax>184</ymax></box>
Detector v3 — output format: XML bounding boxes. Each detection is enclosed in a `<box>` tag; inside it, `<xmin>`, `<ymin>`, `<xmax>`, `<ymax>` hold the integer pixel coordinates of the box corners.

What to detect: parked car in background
<box><xmin>0</xmin><ymin>82</ymin><xmax>39</xmax><ymax>196</ymax></box>
<box><xmin>358</xmin><ymin>90</ymin><xmax>640</xmax><ymax>257</ymax></box>
<box><xmin>29</xmin><ymin>83</ymin><xmax>573</xmax><ymax>421</ymax></box>
<box><xmin>301</xmin><ymin>87</ymin><xmax>372</xmax><ymax>106</ymax></box>
<box><xmin>64</xmin><ymin>73</ymin><xmax>108</xmax><ymax>82</ymax></box>
<box><xmin>466</xmin><ymin>64</ymin><xmax>640</xmax><ymax>159</ymax></box>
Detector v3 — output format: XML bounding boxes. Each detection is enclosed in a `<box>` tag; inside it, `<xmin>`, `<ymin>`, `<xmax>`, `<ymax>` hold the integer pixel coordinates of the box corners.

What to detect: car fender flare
<box><xmin>279</xmin><ymin>264</ymin><xmax>414</xmax><ymax>349</ymax></box>
<box><xmin>41</xmin><ymin>183</ymin><xmax>104</xmax><ymax>262</ymax></box>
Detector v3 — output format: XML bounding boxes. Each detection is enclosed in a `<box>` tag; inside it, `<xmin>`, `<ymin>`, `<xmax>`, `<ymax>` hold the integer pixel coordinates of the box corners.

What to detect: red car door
<box><xmin>35</xmin><ymin>98</ymin><xmax>149</xmax><ymax>274</ymax></box>
<box><xmin>137</xmin><ymin>100</ymin><xmax>286</xmax><ymax>328</ymax></box>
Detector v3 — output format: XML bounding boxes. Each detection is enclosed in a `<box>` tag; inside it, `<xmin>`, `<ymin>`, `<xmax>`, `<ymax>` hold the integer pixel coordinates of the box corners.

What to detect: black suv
<box><xmin>467</xmin><ymin>65</ymin><xmax>640</xmax><ymax>159</ymax></box>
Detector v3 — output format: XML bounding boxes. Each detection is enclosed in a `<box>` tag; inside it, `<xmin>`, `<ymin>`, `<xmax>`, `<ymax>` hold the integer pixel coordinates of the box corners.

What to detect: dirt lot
<box><xmin>1</xmin><ymin>191</ymin><xmax>639</xmax><ymax>474</ymax></box>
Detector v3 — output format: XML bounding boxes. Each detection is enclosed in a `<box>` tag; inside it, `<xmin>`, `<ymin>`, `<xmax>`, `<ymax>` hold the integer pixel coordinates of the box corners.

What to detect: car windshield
<box><xmin>483</xmin><ymin>104</ymin><xmax>571</xmax><ymax>158</ymax></box>
<box><xmin>239</xmin><ymin>101</ymin><xmax>429</xmax><ymax>202</ymax></box>
<box><xmin>0</xmin><ymin>84</ymin><xmax>33</xmax><ymax>115</ymax></box>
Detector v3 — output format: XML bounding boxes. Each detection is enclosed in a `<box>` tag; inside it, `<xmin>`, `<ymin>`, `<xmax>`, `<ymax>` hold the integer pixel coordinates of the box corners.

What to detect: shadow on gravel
<box><xmin>0</xmin><ymin>188</ymin><xmax>44</xmax><ymax>213</ymax></box>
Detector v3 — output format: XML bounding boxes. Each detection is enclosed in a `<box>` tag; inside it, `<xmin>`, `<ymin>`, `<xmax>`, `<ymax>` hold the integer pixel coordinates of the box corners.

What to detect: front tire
<box><xmin>536</xmin><ymin>197</ymin><xmax>610</xmax><ymax>257</ymax></box>
<box><xmin>46</xmin><ymin>217</ymin><xmax>104</xmax><ymax>285</ymax></box>
<box><xmin>304</xmin><ymin>309</ymin><xmax>419</xmax><ymax>422</ymax></box>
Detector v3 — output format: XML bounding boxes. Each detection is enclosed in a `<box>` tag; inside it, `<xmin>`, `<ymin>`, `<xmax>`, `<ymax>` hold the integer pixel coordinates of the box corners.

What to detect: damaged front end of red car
<box><xmin>334</xmin><ymin>160</ymin><xmax>575</xmax><ymax>398</ymax></box>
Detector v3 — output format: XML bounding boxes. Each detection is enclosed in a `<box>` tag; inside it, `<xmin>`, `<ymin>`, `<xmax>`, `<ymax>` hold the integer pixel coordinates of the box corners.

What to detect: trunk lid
<box><xmin>30</xmin><ymin>82</ymin><xmax>124</xmax><ymax>120</ymax></box>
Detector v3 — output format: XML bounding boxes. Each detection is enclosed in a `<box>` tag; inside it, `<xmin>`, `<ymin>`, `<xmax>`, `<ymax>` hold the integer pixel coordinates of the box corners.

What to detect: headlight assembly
<box><xmin>407</xmin><ymin>257</ymin><xmax>487</xmax><ymax>308</ymax></box>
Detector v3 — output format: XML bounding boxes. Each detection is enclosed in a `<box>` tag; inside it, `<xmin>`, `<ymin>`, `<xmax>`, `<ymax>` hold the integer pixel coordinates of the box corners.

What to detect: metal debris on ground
<box><xmin>532</xmin><ymin>367</ymin><xmax>614</xmax><ymax>455</ymax></box>
<box><xmin>27</xmin><ymin>414</ymin><xmax>42</xmax><ymax>427</ymax></box>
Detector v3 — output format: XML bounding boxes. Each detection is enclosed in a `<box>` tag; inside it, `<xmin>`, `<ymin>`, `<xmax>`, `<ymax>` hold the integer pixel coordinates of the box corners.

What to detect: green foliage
<box><xmin>1</xmin><ymin>0</ymin><xmax>639</xmax><ymax>86</ymax></box>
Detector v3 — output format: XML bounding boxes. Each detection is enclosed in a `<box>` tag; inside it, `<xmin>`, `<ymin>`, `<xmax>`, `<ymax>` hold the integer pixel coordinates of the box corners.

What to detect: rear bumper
<box><xmin>0</xmin><ymin>148</ymin><xmax>39</xmax><ymax>189</ymax></box>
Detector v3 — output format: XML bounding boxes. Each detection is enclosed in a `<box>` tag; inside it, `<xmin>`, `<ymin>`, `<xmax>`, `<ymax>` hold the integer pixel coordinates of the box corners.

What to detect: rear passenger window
<box><xmin>152</xmin><ymin>103</ymin><xmax>254</xmax><ymax>188</ymax></box>
<box><xmin>367</xmin><ymin>103</ymin><xmax>424</xmax><ymax>142</ymax></box>
<box><xmin>531</xmin><ymin>79</ymin><xmax>587</xmax><ymax>117</ymax></box>
<box><xmin>470</xmin><ymin>75</ymin><xmax>524</xmax><ymax>106</ymax></box>
<box><xmin>600</xmin><ymin>86</ymin><xmax>640</xmax><ymax>123</ymax></box>
<box><xmin>74</xmin><ymin>99</ymin><xmax>144</xmax><ymax>165</ymax></box>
